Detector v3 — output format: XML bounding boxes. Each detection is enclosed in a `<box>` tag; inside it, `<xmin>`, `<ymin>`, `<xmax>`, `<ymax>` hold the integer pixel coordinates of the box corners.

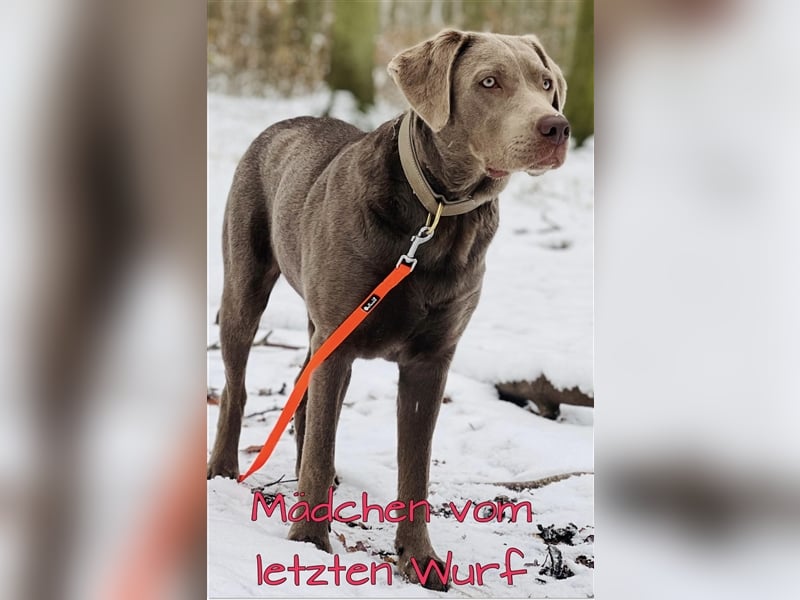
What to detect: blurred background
<box><xmin>0</xmin><ymin>1</ymin><xmax>798</xmax><ymax>599</ymax></box>
<box><xmin>595</xmin><ymin>1</ymin><xmax>800</xmax><ymax>599</ymax></box>
<box><xmin>207</xmin><ymin>0</ymin><xmax>594</xmax><ymax>146</ymax></box>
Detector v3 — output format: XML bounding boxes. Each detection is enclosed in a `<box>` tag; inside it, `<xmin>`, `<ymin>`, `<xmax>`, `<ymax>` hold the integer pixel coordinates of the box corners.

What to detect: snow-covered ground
<box><xmin>207</xmin><ymin>91</ymin><xmax>593</xmax><ymax>598</ymax></box>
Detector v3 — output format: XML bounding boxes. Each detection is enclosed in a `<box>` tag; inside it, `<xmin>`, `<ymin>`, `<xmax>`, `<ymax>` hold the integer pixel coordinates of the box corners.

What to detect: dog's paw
<box><xmin>288</xmin><ymin>522</ymin><xmax>333</xmax><ymax>554</ymax></box>
<box><xmin>397</xmin><ymin>549</ymin><xmax>450</xmax><ymax>592</ymax></box>
<box><xmin>206</xmin><ymin>457</ymin><xmax>239</xmax><ymax>480</ymax></box>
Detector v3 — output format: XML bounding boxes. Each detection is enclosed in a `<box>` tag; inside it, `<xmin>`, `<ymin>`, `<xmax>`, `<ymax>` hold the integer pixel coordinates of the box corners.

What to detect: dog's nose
<box><xmin>537</xmin><ymin>115</ymin><xmax>570</xmax><ymax>146</ymax></box>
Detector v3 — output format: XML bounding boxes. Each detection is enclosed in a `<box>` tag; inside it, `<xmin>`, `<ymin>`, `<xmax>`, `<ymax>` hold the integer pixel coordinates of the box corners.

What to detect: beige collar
<box><xmin>398</xmin><ymin>112</ymin><xmax>486</xmax><ymax>217</ymax></box>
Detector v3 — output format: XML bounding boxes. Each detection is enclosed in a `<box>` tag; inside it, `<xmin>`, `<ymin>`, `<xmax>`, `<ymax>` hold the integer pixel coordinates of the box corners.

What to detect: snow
<box><xmin>207</xmin><ymin>91</ymin><xmax>593</xmax><ymax>598</ymax></box>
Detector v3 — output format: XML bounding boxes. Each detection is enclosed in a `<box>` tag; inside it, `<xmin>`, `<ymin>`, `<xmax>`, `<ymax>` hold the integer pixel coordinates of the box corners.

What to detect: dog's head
<box><xmin>388</xmin><ymin>30</ymin><xmax>569</xmax><ymax>179</ymax></box>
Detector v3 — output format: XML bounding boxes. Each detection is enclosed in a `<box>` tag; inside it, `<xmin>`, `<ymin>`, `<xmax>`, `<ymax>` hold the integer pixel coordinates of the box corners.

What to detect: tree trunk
<box><xmin>327</xmin><ymin>0</ymin><xmax>379</xmax><ymax>111</ymax></box>
<box><xmin>564</xmin><ymin>0</ymin><xmax>593</xmax><ymax>147</ymax></box>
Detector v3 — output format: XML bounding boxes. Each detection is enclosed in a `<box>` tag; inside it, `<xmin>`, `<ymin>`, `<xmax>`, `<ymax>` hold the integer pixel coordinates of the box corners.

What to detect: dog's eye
<box><xmin>480</xmin><ymin>76</ymin><xmax>498</xmax><ymax>89</ymax></box>
<box><xmin>543</xmin><ymin>78</ymin><xmax>553</xmax><ymax>91</ymax></box>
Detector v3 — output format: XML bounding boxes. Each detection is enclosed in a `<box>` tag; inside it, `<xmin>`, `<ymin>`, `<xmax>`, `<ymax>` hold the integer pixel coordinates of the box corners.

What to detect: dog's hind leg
<box><xmin>293</xmin><ymin>319</ymin><xmax>313</xmax><ymax>478</ymax></box>
<box><xmin>208</xmin><ymin>185</ymin><xmax>280</xmax><ymax>480</ymax></box>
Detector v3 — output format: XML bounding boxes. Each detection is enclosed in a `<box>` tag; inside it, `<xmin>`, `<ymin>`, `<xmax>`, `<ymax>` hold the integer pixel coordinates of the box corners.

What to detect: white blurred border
<box><xmin>596</xmin><ymin>1</ymin><xmax>800</xmax><ymax>599</ymax></box>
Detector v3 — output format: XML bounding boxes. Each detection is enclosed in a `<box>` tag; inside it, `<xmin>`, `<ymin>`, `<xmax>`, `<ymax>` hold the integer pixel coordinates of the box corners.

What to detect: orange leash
<box><xmin>238</xmin><ymin>222</ymin><xmax>438</xmax><ymax>483</ymax></box>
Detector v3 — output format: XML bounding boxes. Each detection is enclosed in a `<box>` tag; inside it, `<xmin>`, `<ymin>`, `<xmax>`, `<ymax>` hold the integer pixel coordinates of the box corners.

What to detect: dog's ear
<box><xmin>387</xmin><ymin>29</ymin><xmax>468</xmax><ymax>132</ymax></box>
<box><xmin>523</xmin><ymin>34</ymin><xmax>568</xmax><ymax>112</ymax></box>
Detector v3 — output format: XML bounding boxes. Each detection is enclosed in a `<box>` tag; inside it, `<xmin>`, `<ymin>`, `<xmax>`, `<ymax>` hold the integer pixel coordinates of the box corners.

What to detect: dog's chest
<box><xmin>345</xmin><ymin>248</ymin><xmax>489</xmax><ymax>361</ymax></box>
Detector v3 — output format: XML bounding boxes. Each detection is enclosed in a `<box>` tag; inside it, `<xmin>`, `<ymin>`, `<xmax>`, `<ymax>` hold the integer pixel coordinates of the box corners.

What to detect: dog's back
<box><xmin>222</xmin><ymin>116</ymin><xmax>366</xmax><ymax>291</ymax></box>
<box><xmin>244</xmin><ymin>116</ymin><xmax>364</xmax><ymax>212</ymax></box>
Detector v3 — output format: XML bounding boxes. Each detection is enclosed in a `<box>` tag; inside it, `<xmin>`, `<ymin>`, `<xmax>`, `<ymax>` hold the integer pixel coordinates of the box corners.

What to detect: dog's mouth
<box><xmin>488</xmin><ymin>146</ymin><xmax>567</xmax><ymax>179</ymax></box>
<box><xmin>486</xmin><ymin>167</ymin><xmax>510</xmax><ymax>179</ymax></box>
<box><xmin>525</xmin><ymin>147</ymin><xmax>567</xmax><ymax>175</ymax></box>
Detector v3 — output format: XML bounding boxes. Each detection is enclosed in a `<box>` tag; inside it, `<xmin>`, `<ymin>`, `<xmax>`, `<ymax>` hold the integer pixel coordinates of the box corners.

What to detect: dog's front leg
<box><xmin>395</xmin><ymin>356</ymin><xmax>451</xmax><ymax>591</ymax></box>
<box><xmin>287</xmin><ymin>352</ymin><xmax>352</xmax><ymax>553</ymax></box>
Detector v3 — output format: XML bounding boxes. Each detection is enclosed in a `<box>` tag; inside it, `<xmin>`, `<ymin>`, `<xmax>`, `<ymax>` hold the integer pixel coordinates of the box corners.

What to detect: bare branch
<box><xmin>493</xmin><ymin>471</ymin><xmax>592</xmax><ymax>491</ymax></box>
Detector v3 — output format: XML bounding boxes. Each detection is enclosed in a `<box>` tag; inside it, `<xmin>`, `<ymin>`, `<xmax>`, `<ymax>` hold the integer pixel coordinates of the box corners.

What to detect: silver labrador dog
<box><xmin>208</xmin><ymin>29</ymin><xmax>569</xmax><ymax>589</ymax></box>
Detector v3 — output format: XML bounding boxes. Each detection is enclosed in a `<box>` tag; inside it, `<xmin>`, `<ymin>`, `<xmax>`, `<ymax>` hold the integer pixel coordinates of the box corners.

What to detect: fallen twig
<box><xmin>244</xmin><ymin>405</ymin><xmax>283</xmax><ymax>419</ymax></box>
<box><xmin>207</xmin><ymin>330</ymin><xmax>304</xmax><ymax>352</ymax></box>
<box><xmin>249</xmin><ymin>474</ymin><xmax>298</xmax><ymax>494</ymax></box>
<box><xmin>253</xmin><ymin>330</ymin><xmax>304</xmax><ymax>350</ymax></box>
<box><xmin>493</xmin><ymin>471</ymin><xmax>592</xmax><ymax>491</ymax></box>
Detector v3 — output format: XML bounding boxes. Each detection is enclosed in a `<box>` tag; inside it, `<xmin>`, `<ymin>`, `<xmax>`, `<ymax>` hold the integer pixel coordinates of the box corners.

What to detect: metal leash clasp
<box><xmin>396</xmin><ymin>226</ymin><xmax>434</xmax><ymax>270</ymax></box>
<box><xmin>395</xmin><ymin>202</ymin><xmax>443</xmax><ymax>271</ymax></box>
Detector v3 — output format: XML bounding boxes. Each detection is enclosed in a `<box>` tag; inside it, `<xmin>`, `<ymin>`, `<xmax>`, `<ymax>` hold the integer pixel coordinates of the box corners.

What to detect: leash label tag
<box><xmin>361</xmin><ymin>294</ymin><xmax>380</xmax><ymax>312</ymax></box>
